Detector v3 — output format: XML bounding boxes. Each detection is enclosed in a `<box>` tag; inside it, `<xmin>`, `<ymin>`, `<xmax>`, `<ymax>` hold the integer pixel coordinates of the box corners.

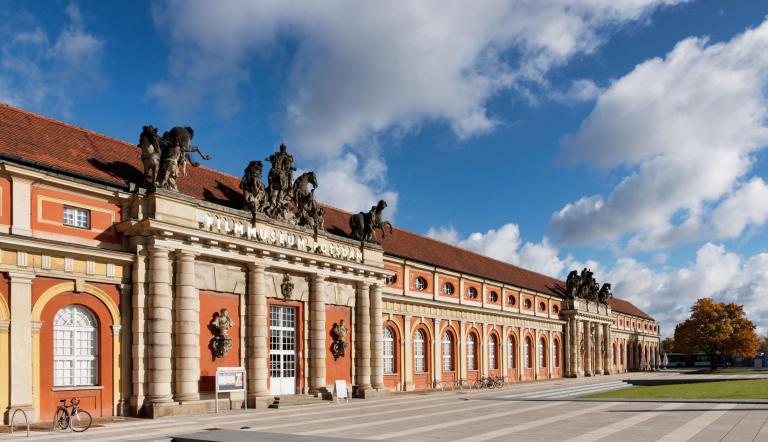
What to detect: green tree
<box><xmin>674</xmin><ymin>298</ymin><xmax>760</xmax><ymax>369</ymax></box>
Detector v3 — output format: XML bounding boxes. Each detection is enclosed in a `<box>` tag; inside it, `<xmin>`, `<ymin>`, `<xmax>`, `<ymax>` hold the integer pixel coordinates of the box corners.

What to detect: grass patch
<box><xmin>686</xmin><ymin>368</ymin><xmax>768</xmax><ymax>375</ymax></box>
<box><xmin>581</xmin><ymin>379</ymin><xmax>768</xmax><ymax>400</ymax></box>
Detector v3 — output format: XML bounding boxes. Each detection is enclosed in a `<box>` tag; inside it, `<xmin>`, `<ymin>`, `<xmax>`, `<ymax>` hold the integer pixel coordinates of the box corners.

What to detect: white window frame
<box><xmin>489</xmin><ymin>335</ymin><xmax>498</xmax><ymax>369</ymax></box>
<box><xmin>63</xmin><ymin>206</ymin><xmax>90</xmax><ymax>229</ymax></box>
<box><xmin>383</xmin><ymin>327</ymin><xmax>395</xmax><ymax>374</ymax></box>
<box><xmin>539</xmin><ymin>338</ymin><xmax>547</xmax><ymax>368</ymax></box>
<box><xmin>414</xmin><ymin>330</ymin><xmax>426</xmax><ymax>373</ymax></box>
<box><xmin>467</xmin><ymin>287</ymin><xmax>478</xmax><ymax>299</ymax></box>
<box><xmin>553</xmin><ymin>340</ymin><xmax>560</xmax><ymax>368</ymax></box>
<box><xmin>467</xmin><ymin>333</ymin><xmax>477</xmax><ymax>370</ymax></box>
<box><xmin>489</xmin><ymin>291</ymin><xmax>498</xmax><ymax>303</ymax></box>
<box><xmin>414</xmin><ymin>277</ymin><xmax>427</xmax><ymax>291</ymax></box>
<box><xmin>442</xmin><ymin>282</ymin><xmax>454</xmax><ymax>295</ymax></box>
<box><xmin>442</xmin><ymin>332</ymin><xmax>453</xmax><ymax>372</ymax></box>
<box><xmin>508</xmin><ymin>335</ymin><xmax>516</xmax><ymax>368</ymax></box>
<box><xmin>524</xmin><ymin>338</ymin><xmax>531</xmax><ymax>368</ymax></box>
<box><xmin>54</xmin><ymin>305</ymin><xmax>98</xmax><ymax>387</ymax></box>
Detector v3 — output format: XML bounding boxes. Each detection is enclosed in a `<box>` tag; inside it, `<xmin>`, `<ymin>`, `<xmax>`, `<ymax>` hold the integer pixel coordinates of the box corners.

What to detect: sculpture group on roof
<box><xmin>138</xmin><ymin>125</ymin><xmax>211</xmax><ymax>192</ymax></box>
<box><xmin>564</xmin><ymin>268</ymin><xmax>612</xmax><ymax>304</ymax></box>
<box><xmin>137</xmin><ymin>128</ymin><xmax>393</xmax><ymax>242</ymax></box>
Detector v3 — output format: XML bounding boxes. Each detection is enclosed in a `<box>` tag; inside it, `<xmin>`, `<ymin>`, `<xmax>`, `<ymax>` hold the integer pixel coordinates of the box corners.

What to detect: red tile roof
<box><xmin>0</xmin><ymin>103</ymin><xmax>653</xmax><ymax>320</ymax></box>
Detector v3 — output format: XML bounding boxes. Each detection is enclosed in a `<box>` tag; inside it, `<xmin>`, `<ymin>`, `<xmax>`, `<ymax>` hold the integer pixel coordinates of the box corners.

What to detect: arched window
<box><xmin>508</xmin><ymin>335</ymin><xmax>516</xmax><ymax>369</ymax></box>
<box><xmin>442</xmin><ymin>331</ymin><xmax>453</xmax><ymax>371</ymax></box>
<box><xmin>553</xmin><ymin>339</ymin><xmax>560</xmax><ymax>368</ymax></box>
<box><xmin>467</xmin><ymin>333</ymin><xmax>477</xmax><ymax>370</ymax></box>
<box><xmin>524</xmin><ymin>337</ymin><xmax>532</xmax><ymax>368</ymax></box>
<box><xmin>383</xmin><ymin>327</ymin><xmax>395</xmax><ymax>374</ymax></box>
<box><xmin>414</xmin><ymin>329</ymin><xmax>426</xmax><ymax>373</ymax></box>
<box><xmin>538</xmin><ymin>337</ymin><xmax>547</xmax><ymax>368</ymax></box>
<box><xmin>54</xmin><ymin>305</ymin><xmax>98</xmax><ymax>386</ymax></box>
<box><xmin>489</xmin><ymin>334</ymin><xmax>498</xmax><ymax>369</ymax></box>
<box><xmin>414</xmin><ymin>277</ymin><xmax>427</xmax><ymax>291</ymax></box>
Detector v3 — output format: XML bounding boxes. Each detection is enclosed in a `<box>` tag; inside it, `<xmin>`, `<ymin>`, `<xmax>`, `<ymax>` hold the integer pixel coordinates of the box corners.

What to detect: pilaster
<box><xmin>6</xmin><ymin>271</ymin><xmax>35</xmax><ymax>422</ymax></box>
<box><xmin>403</xmin><ymin>314</ymin><xmax>413</xmax><ymax>391</ymax></box>
<box><xmin>370</xmin><ymin>283</ymin><xmax>384</xmax><ymax>390</ymax></box>
<box><xmin>147</xmin><ymin>247</ymin><xmax>173</xmax><ymax>404</ymax></box>
<box><xmin>247</xmin><ymin>263</ymin><xmax>269</xmax><ymax>405</ymax></box>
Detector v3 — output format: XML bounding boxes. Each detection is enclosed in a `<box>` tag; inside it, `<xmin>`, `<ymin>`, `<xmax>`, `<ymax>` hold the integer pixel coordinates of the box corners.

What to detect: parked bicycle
<box><xmin>53</xmin><ymin>398</ymin><xmax>92</xmax><ymax>432</ymax></box>
<box><xmin>472</xmin><ymin>376</ymin><xmax>504</xmax><ymax>389</ymax></box>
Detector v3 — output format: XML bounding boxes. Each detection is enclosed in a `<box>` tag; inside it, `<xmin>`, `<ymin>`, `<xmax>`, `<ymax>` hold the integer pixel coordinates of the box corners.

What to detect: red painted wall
<box><xmin>325</xmin><ymin>305</ymin><xmax>351</xmax><ymax>385</ymax></box>
<box><xmin>199</xmin><ymin>291</ymin><xmax>241</xmax><ymax>392</ymax></box>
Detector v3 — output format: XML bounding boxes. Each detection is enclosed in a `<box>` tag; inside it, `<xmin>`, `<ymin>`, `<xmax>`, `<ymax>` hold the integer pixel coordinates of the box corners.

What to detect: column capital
<box><xmin>0</xmin><ymin>319</ymin><xmax>9</xmax><ymax>333</ymax></box>
<box><xmin>175</xmin><ymin>249</ymin><xmax>198</xmax><ymax>259</ymax></box>
<box><xmin>247</xmin><ymin>262</ymin><xmax>267</xmax><ymax>271</ymax></box>
<box><xmin>311</xmin><ymin>274</ymin><xmax>326</xmax><ymax>283</ymax></box>
<box><xmin>30</xmin><ymin>320</ymin><xmax>43</xmax><ymax>335</ymax></box>
<box><xmin>7</xmin><ymin>271</ymin><xmax>34</xmax><ymax>283</ymax></box>
<box><xmin>111</xmin><ymin>324</ymin><xmax>122</xmax><ymax>336</ymax></box>
<box><xmin>148</xmin><ymin>245</ymin><xmax>171</xmax><ymax>256</ymax></box>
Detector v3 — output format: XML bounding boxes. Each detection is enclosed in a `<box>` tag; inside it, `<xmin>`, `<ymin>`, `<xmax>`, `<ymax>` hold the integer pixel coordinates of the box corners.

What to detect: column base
<box><xmin>4</xmin><ymin>404</ymin><xmax>34</xmax><ymax>425</ymax></box>
<box><xmin>247</xmin><ymin>396</ymin><xmax>272</xmax><ymax>409</ymax></box>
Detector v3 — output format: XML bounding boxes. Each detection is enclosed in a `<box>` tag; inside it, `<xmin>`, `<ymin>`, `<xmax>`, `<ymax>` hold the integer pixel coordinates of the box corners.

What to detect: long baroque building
<box><xmin>0</xmin><ymin>104</ymin><xmax>660</xmax><ymax>422</ymax></box>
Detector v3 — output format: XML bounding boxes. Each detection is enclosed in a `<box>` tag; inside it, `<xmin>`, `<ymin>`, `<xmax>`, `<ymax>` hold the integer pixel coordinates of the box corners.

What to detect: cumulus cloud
<box><xmin>0</xmin><ymin>3</ymin><xmax>105</xmax><ymax>115</ymax></box>
<box><xmin>426</xmin><ymin>223</ymin><xmax>569</xmax><ymax>277</ymax></box>
<box><xmin>151</xmin><ymin>0</ymin><xmax>685</xmax><ymax>156</ymax></box>
<box><xmin>552</xmin><ymin>18</ymin><xmax>768</xmax><ymax>250</ymax></box>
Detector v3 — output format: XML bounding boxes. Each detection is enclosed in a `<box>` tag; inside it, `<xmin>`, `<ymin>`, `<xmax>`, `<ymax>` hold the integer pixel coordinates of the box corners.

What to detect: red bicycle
<box><xmin>53</xmin><ymin>398</ymin><xmax>92</xmax><ymax>432</ymax></box>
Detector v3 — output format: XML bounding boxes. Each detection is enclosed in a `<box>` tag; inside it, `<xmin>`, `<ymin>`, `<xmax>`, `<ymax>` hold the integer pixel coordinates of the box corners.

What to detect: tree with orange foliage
<box><xmin>674</xmin><ymin>298</ymin><xmax>759</xmax><ymax>370</ymax></box>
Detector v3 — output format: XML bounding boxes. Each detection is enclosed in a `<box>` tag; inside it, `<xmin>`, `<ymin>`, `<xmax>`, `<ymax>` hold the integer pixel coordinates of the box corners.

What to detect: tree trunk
<box><xmin>709</xmin><ymin>352</ymin><xmax>717</xmax><ymax>370</ymax></box>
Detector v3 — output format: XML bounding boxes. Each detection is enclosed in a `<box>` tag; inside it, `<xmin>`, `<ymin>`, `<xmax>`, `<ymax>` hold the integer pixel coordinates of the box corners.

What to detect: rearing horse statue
<box><xmin>349</xmin><ymin>200</ymin><xmax>393</xmax><ymax>244</ymax></box>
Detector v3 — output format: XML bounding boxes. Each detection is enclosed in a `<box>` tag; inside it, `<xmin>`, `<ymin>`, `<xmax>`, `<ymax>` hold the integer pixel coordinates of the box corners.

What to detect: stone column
<box><xmin>309</xmin><ymin>275</ymin><xmax>327</xmax><ymax>393</ymax></box>
<box><xmin>583</xmin><ymin>321</ymin><xmax>592</xmax><ymax>376</ymax></box>
<box><xmin>7</xmin><ymin>272</ymin><xmax>34</xmax><ymax>422</ymax></box>
<box><xmin>174</xmin><ymin>251</ymin><xmax>199</xmax><ymax>401</ymax></box>
<box><xmin>533</xmin><ymin>328</ymin><xmax>539</xmax><ymax>380</ymax></box>
<box><xmin>604</xmin><ymin>324</ymin><xmax>612</xmax><ymax>375</ymax></box>
<box><xmin>481</xmin><ymin>323</ymin><xmax>489</xmax><ymax>376</ymax></box>
<box><xmin>594</xmin><ymin>323</ymin><xmax>603</xmax><ymax>375</ymax></box>
<box><xmin>147</xmin><ymin>247</ymin><xmax>173</xmax><ymax>404</ymax></box>
<box><xmin>500</xmin><ymin>325</ymin><xmax>508</xmax><ymax>378</ymax></box>
<box><xmin>547</xmin><ymin>330</ymin><xmax>553</xmax><ymax>378</ymax></box>
<box><xmin>457</xmin><ymin>321</ymin><xmax>465</xmax><ymax>382</ymax></box>
<box><xmin>247</xmin><ymin>264</ymin><xmax>269</xmax><ymax>404</ymax></box>
<box><xmin>370</xmin><ymin>283</ymin><xmax>384</xmax><ymax>390</ymax></box>
<box><xmin>354</xmin><ymin>282</ymin><xmax>371</xmax><ymax>390</ymax></box>
<box><xmin>403</xmin><ymin>315</ymin><xmax>413</xmax><ymax>390</ymax></box>
<box><xmin>433</xmin><ymin>319</ymin><xmax>441</xmax><ymax>387</ymax></box>
<box><xmin>518</xmin><ymin>326</ymin><xmax>524</xmax><ymax>381</ymax></box>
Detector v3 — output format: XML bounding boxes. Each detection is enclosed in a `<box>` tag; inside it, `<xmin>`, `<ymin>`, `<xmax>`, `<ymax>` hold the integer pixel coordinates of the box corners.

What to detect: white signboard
<box><xmin>335</xmin><ymin>380</ymin><xmax>349</xmax><ymax>403</ymax></box>
<box><xmin>215</xmin><ymin>367</ymin><xmax>247</xmax><ymax>413</ymax></box>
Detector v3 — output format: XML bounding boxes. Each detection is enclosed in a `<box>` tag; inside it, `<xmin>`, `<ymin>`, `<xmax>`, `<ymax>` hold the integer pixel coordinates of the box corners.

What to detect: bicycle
<box><xmin>53</xmin><ymin>398</ymin><xmax>92</xmax><ymax>432</ymax></box>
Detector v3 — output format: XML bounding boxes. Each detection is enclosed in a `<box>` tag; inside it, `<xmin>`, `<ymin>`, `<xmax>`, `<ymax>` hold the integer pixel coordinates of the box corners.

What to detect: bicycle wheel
<box><xmin>53</xmin><ymin>408</ymin><xmax>69</xmax><ymax>431</ymax></box>
<box><xmin>69</xmin><ymin>409</ymin><xmax>92</xmax><ymax>432</ymax></box>
<box><xmin>493</xmin><ymin>379</ymin><xmax>504</xmax><ymax>389</ymax></box>
<box><xmin>472</xmin><ymin>379</ymin><xmax>483</xmax><ymax>389</ymax></box>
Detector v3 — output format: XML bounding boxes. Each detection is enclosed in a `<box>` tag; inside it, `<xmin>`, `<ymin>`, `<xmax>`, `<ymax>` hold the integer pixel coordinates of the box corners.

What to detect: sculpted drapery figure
<box><xmin>265</xmin><ymin>144</ymin><xmax>297</xmax><ymax>221</ymax></box>
<box><xmin>239</xmin><ymin>161</ymin><xmax>268</xmax><ymax>223</ymax></box>
<box><xmin>138</xmin><ymin>125</ymin><xmax>211</xmax><ymax>191</ymax></box>
<box><xmin>211</xmin><ymin>308</ymin><xmax>234</xmax><ymax>359</ymax></box>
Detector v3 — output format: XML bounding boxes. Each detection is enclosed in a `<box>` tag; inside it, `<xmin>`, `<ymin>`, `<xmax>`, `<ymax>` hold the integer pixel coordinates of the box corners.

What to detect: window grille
<box><xmin>467</xmin><ymin>333</ymin><xmax>477</xmax><ymax>370</ymax></box>
<box><xmin>383</xmin><ymin>327</ymin><xmax>395</xmax><ymax>374</ymax></box>
<box><xmin>489</xmin><ymin>335</ymin><xmax>498</xmax><ymax>369</ymax></box>
<box><xmin>414</xmin><ymin>329</ymin><xmax>426</xmax><ymax>373</ymax></box>
<box><xmin>442</xmin><ymin>332</ymin><xmax>453</xmax><ymax>371</ymax></box>
<box><xmin>63</xmin><ymin>206</ymin><xmax>90</xmax><ymax>229</ymax></box>
<box><xmin>54</xmin><ymin>305</ymin><xmax>98</xmax><ymax>387</ymax></box>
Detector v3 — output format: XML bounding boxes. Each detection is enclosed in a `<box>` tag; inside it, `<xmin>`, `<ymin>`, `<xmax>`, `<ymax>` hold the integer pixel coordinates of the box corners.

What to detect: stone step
<box><xmin>268</xmin><ymin>394</ymin><xmax>329</xmax><ymax>409</ymax></box>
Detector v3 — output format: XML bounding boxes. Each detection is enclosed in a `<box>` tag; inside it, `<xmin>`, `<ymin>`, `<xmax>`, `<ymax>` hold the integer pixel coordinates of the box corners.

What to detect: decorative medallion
<box><xmin>280</xmin><ymin>273</ymin><xmax>294</xmax><ymax>299</ymax></box>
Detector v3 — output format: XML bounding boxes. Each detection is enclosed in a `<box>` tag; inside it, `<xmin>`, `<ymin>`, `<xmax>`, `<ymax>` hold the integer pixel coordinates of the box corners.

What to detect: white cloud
<box><xmin>150</xmin><ymin>0</ymin><xmax>684</xmax><ymax>220</ymax></box>
<box><xmin>0</xmin><ymin>3</ymin><xmax>105</xmax><ymax>115</ymax></box>
<box><xmin>552</xmin><ymin>18</ymin><xmax>768</xmax><ymax>250</ymax></box>
<box><xmin>549</xmin><ymin>79</ymin><xmax>604</xmax><ymax>103</ymax></box>
<box><xmin>711</xmin><ymin>177</ymin><xmax>768</xmax><ymax>238</ymax></box>
<box><xmin>426</xmin><ymin>223</ymin><xmax>568</xmax><ymax>277</ymax></box>
<box><xmin>312</xmin><ymin>153</ymin><xmax>398</xmax><ymax>218</ymax></box>
<box><xmin>151</xmin><ymin>0</ymin><xmax>685</xmax><ymax>158</ymax></box>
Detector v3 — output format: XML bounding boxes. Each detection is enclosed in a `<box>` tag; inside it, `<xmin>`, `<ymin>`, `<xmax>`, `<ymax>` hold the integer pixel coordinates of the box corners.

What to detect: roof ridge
<box><xmin>0</xmin><ymin>103</ymin><xmax>139</xmax><ymax>149</ymax></box>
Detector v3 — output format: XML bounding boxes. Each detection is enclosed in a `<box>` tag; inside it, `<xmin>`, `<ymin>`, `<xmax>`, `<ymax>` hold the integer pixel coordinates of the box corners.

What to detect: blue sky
<box><xmin>2</xmin><ymin>0</ymin><xmax>768</xmax><ymax>337</ymax></box>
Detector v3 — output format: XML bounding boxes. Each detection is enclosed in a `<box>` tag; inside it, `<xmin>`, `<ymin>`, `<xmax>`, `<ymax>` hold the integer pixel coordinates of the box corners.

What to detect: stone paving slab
<box><xmin>167</xmin><ymin>429</ymin><xmax>358</xmax><ymax>442</ymax></box>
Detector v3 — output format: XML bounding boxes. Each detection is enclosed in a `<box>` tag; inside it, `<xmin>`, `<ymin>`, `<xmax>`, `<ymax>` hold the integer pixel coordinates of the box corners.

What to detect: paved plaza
<box><xmin>14</xmin><ymin>373</ymin><xmax>768</xmax><ymax>442</ymax></box>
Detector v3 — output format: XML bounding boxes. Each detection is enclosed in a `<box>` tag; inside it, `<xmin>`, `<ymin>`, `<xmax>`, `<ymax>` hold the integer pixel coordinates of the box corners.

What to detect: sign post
<box><xmin>215</xmin><ymin>367</ymin><xmax>247</xmax><ymax>414</ymax></box>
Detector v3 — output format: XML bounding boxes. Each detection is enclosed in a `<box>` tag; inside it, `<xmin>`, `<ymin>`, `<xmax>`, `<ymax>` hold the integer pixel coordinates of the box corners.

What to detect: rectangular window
<box><xmin>63</xmin><ymin>206</ymin><xmax>90</xmax><ymax>229</ymax></box>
